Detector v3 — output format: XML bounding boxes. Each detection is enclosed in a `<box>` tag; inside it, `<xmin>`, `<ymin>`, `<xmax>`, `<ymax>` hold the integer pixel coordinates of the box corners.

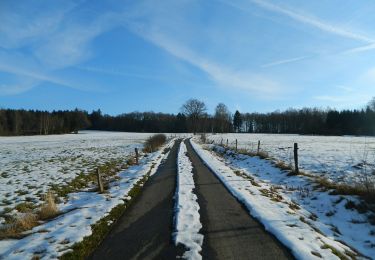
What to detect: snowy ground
<box><xmin>0</xmin><ymin>132</ymin><xmax>175</xmax><ymax>259</ymax></box>
<box><xmin>208</xmin><ymin>133</ymin><xmax>375</xmax><ymax>185</ymax></box>
<box><xmin>191</xmin><ymin>139</ymin><xmax>375</xmax><ymax>259</ymax></box>
<box><xmin>0</xmin><ymin>131</ymin><xmax>157</xmax><ymax>218</ymax></box>
<box><xmin>174</xmin><ymin>141</ymin><xmax>203</xmax><ymax>259</ymax></box>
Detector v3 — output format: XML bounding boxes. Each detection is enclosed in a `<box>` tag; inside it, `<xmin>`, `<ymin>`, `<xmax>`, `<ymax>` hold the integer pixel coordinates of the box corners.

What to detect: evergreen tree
<box><xmin>233</xmin><ymin>110</ymin><xmax>242</xmax><ymax>133</ymax></box>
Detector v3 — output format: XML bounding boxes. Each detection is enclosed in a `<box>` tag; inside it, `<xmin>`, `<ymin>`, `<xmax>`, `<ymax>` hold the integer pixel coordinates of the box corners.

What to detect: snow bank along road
<box><xmin>91</xmin><ymin>139</ymin><xmax>293</xmax><ymax>259</ymax></box>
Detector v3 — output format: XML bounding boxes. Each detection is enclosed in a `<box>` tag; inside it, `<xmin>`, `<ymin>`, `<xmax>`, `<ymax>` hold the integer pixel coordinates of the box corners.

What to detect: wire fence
<box><xmin>206</xmin><ymin>134</ymin><xmax>375</xmax><ymax>185</ymax></box>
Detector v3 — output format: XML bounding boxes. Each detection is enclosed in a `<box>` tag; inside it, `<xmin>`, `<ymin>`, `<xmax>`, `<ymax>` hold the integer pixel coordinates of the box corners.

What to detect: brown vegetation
<box><xmin>38</xmin><ymin>192</ymin><xmax>59</xmax><ymax>220</ymax></box>
<box><xmin>143</xmin><ymin>134</ymin><xmax>167</xmax><ymax>153</ymax></box>
<box><xmin>0</xmin><ymin>192</ymin><xmax>59</xmax><ymax>239</ymax></box>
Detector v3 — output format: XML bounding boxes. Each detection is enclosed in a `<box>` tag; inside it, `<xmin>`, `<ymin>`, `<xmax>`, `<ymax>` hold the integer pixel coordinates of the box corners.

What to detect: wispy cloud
<box><xmin>336</xmin><ymin>85</ymin><xmax>354</xmax><ymax>92</ymax></box>
<box><xmin>75</xmin><ymin>66</ymin><xmax>169</xmax><ymax>81</ymax></box>
<box><xmin>342</xmin><ymin>43</ymin><xmax>375</xmax><ymax>54</ymax></box>
<box><xmin>313</xmin><ymin>94</ymin><xmax>369</xmax><ymax>108</ymax></box>
<box><xmin>221</xmin><ymin>0</ymin><xmax>375</xmax><ymax>56</ymax></box>
<box><xmin>0</xmin><ymin>61</ymin><xmax>103</xmax><ymax>93</ymax></box>
<box><xmin>230</xmin><ymin>0</ymin><xmax>375</xmax><ymax>43</ymax></box>
<box><xmin>261</xmin><ymin>56</ymin><xmax>309</xmax><ymax>68</ymax></box>
<box><xmin>0</xmin><ymin>2</ymin><xmax>121</xmax><ymax>95</ymax></box>
<box><xmin>314</xmin><ymin>67</ymin><xmax>375</xmax><ymax>107</ymax></box>
<box><xmin>0</xmin><ymin>1</ymin><xmax>78</xmax><ymax>49</ymax></box>
<box><xmin>0</xmin><ymin>80</ymin><xmax>38</xmax><ymax>96</ymax></box>
<box><xmin>127</xmin><ymin>23</ymin><xmax>283</xmax><ymax>96</ymax></box>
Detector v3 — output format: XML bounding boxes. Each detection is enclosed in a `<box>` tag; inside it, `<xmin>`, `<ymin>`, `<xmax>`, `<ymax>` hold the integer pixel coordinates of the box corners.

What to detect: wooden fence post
<box><xmin>226</xmin><ymin>139</ymin><xmax>228</xmax><ymax>147</ymax></box>
<box><xmin>294</xmin><ymin>143</ymin><xmax>299</xmax><ymax>174</ymax></box>
<box><xmin>135</xmin><ymin>148</ymin><xmax>139</xmax><ymax>165</ymax></box>
<box><xmin>96</xmin><ymin>168</ymin><xmax>104</xmax><ymax>193</ymax></box>
<box><xmin>257</xmin><ymin>140</ymin><xmax>260</xmax><ymax>154</ymax></box>
<box><xmin>235</xmin><ymin>139</ymin><xmax>238</xmax><ymax>152</ymax></box>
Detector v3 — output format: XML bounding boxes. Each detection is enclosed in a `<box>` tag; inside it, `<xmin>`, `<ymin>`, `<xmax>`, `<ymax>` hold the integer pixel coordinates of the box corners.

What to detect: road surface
<box><xmin>89</xmin><ymin>139</ymin><xmax>293</xmax><ymax>260</ymax></box>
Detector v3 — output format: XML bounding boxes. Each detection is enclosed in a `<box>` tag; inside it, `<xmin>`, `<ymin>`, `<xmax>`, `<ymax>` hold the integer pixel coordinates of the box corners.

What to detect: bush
<box><xmin>143</xmin><ymin>134</ymin><xmax>167</xmax><ymax>153</ymax></box>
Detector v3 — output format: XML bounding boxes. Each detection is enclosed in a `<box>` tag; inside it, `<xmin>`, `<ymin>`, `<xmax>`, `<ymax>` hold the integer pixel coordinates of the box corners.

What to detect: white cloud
<box><xmin>0</xmin><ymin>61</ymin><xmax>102</xmax><ymax>93</ymax></box>
<box><xmin>343</xmin><ymin>43</ymin><xmax>375</xmax><ymax>54</ymax></box>
<box><xmin>313</xmin><ymin>94</ymin><xmax>369</xmax><ymax>109</ymax></box>
<box><xmin>34</xmin><ymin>12</ymin><xmax>121</xmax><ymax>69</ymax></box>
<box><xmin>240</xmin><ymin>0</ymin><xmax>375</xmax><ymax>43</ymax></box>
<box><xmin>0</xmin><ymin>2</ymin><xmax>122</xmax><ymax>95</ymax></box>
<box><xmin>0</xmin><ymin>79</ymin><xmax>38</xmax><ymax>96</ymax></box>
<box><xmin>261</xmin><ymin>56</ymin><xmax>309</xmax><ymax>68</ymax></box>
<box><xmin>335</xmin><ymin>85</ymin><xmax>354</xmax><ymax>92</ymax></box>
<box><xmin>314</xmin><ymin>67</ymin><xmax>375</xmax><ymax>108</ymax></box>
<box><xmin>126</xmin><ymin>23</ymin><xmax>283</xmax><ymax>97</ymax></box>
<box><xmin>0</xmin><ymin>1</ymin><xmax>78</xmax><ymax>49</ymax></box>
<box><xmin>221</xmin><ymin>0</ymin><xmax>375</xmax><ymax>56</ymax></box>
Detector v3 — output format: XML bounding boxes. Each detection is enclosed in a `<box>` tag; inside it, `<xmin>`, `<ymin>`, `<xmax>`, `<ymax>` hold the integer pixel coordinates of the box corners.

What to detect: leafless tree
<box><xmin>181</xmin><ymin>98</ymin><xmax>207</xmax><ymax>134</ymax></box>
<box><xmin>214</xmin><ymin>103</ymin><xmax>231</xmax><ymax>133</ymax></box>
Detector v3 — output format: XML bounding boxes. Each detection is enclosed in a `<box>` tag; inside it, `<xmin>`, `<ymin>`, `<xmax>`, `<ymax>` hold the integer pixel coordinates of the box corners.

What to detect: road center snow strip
<box><xmin>173</xmin><ymin>141</ymin><xmax>203</xmax><ymax>260</ymax></box>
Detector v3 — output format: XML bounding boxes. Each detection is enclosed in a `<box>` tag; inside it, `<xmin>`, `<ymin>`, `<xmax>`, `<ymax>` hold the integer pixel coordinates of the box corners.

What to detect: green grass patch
<box><xmin>15</xmin><ymin>202</ymin><xmax>36</xmax><ymax>213</ymax></box>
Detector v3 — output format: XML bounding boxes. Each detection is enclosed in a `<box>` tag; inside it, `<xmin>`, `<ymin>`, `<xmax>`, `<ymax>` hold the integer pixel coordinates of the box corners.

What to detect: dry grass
<box><xmin>316</xmin><ymin>177</ymin><xmax>375</xmax><ymax>202</ymax></box>
<box><xmin>0</xmin><ymin>192</ymin><xmax>60</xmax><ymax>239</ymax></box>
<box><xmin>0</xmin><ymin>213</ymin><xmax>38</xmax><ymax>239</ymax></box>
<box><xmin>38</xmin><ymin>192</ymin><xmax>59</xmax><ymax>220</ymax></box>
<box><xmin>274</xmin><ymin>161</ymin><xmax>293</xmax><ymax>172</ymax></box>
<box><xmin>257</xmin><ymin>151</ymin><xmax>270</xmax><ymax>159</ymax></box>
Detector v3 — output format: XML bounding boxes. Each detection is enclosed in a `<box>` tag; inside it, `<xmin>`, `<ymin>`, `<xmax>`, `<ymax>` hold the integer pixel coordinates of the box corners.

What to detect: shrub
<box><xmin>143</xmin><ymin>134</ymin><xmax>167</xmax><ymax>153</ymax></box>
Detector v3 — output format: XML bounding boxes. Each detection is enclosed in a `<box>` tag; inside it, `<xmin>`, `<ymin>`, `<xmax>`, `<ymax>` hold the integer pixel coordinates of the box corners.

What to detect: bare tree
<box><xmin>214</xmin><ymin>103</ymin><xmax>231</xmax><ymax>133</ymax></box>
<box><xmin>181</xmin><ymin>98</ymin><xmax>207</xmax><ymax>134</ymax></box>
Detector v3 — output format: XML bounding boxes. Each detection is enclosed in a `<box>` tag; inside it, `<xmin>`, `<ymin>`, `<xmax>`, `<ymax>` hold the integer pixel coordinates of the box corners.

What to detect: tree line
<box><xmin>1</xmin><ymin>97</ymin><xmax>374</xmax><ymax>136</ymax></box>
<box><xmin>238</xmin><ymin>107</ymin><xmax>375</xmax><ymax>135</ymax></box>
<box><xmin>0</xmin><ymin>109</ymin><xmax>90</xmax><ymax>136</ymax></box>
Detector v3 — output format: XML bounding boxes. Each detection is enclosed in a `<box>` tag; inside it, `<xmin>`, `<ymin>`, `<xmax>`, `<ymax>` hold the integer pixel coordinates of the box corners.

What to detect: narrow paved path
<box><xmin>89</xmin><ymin>140</ymin><xmax>183</xmax><ymax>260</ymax></box>
<box><xmin>185</xmin><ymin>140</ymin><xmax>294</xmax><ymax>260</ymax></box>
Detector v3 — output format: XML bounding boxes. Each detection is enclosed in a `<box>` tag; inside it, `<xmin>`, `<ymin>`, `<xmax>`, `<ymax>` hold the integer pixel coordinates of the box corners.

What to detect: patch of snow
<box><xmin>174</xmin><ymin>141</ymin><xmax>203</xmax><ymax>260</ymax></box>
<box><xmin>208</xmin><ymin>133</ymin><xmax>375</xmax><ymax>185</ymax></box>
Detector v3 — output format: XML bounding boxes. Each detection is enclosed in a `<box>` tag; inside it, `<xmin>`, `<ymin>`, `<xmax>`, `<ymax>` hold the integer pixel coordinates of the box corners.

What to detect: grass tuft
<box><xmin>38</xmin><ymin>192</ymin><xmax>59</xmax><ymax>220</ymax></box>
<box><xmin>0</xmin><ymin>213</ymin><xmax>38</xmax><ymax>239</ymax></box>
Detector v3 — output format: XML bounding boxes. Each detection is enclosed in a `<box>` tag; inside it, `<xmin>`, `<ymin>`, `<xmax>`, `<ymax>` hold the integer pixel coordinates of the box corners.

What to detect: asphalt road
<box><xmin>185</xmin><ymin>140</ymin><xmax>293</xmax><ymax>260</ymax></box>
<box><xmin>89</xmin><ymin>140</ymin><xmax>183</xmax><ymax>260</ymax></box>
<box><xmin>89</xmin><ymin>139</ymin><xmax>293</xmax><ymax>260</ymax></box>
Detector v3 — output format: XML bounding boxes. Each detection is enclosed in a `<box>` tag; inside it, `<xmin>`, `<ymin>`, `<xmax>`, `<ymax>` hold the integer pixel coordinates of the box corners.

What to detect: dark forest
<box><xmin>1</xmin><ymin>98</ymin><xmax>375</xmax><ymax>136</ymax></box>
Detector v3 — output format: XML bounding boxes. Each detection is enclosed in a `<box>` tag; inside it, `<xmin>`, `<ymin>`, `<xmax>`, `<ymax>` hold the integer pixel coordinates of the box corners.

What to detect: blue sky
<box><xmin>1</xmin><ymin>0</ymin><xmax>375</xmax><ymax>115</ymax></box>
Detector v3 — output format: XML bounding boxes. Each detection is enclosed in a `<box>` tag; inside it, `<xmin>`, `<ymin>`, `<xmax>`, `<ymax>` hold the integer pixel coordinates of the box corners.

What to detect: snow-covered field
<box><xmin>191</xmin><ymin>139</ymin><xmax>375</xmax><ymax>259</ymax></box>
<box><xmin>0</xmin><ymin>131</ymin><xmax>175</xmax><ymax>259</ymax></box>
<box><xmin>174</xmin><ymin>141</ymin><xmax>203</xmax><ymax>259</ymax></box>
<box><xmin>0</xmin><ymin>131</ymin><xmax>155</xmax><ymax>217</ymax></box>
<box><xmin>208</xmin><ymin>133</ymin><xmax>375</xmax><ymax>184</ymax></box>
